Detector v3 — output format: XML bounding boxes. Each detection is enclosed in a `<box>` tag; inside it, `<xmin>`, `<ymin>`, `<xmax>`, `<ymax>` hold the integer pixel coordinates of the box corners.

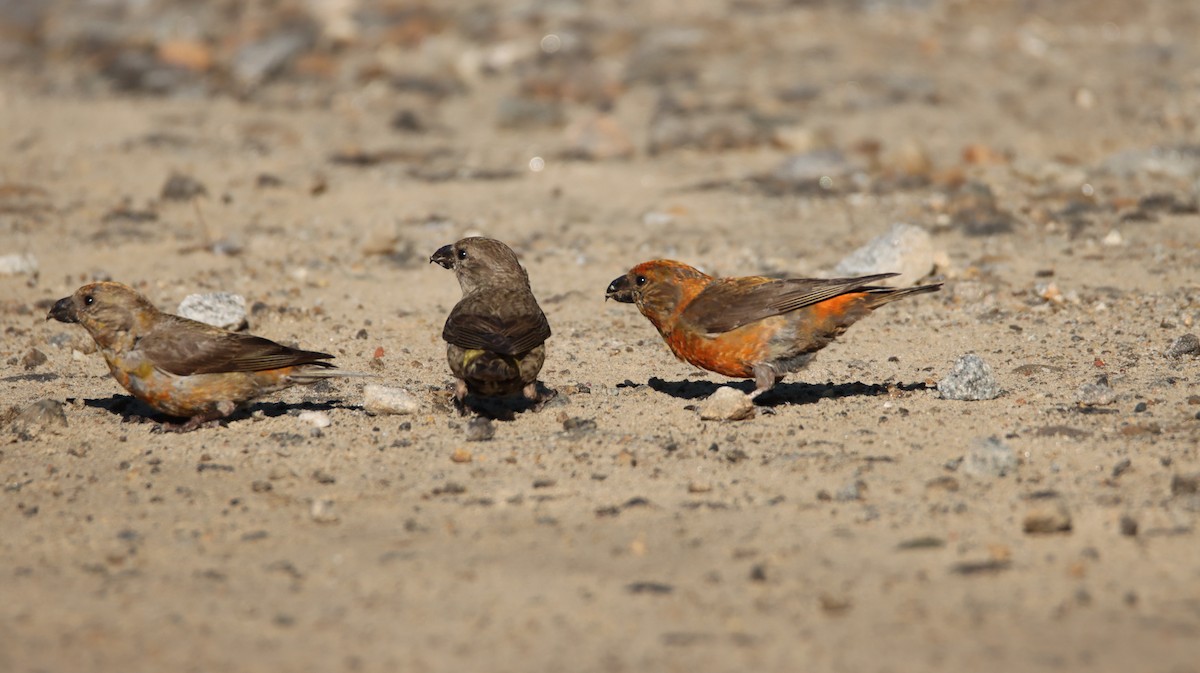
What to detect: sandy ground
<box><xmin>2</xmin><ymin>0</ymin><xmax>1200</xmax><ymax>671</ymax></box>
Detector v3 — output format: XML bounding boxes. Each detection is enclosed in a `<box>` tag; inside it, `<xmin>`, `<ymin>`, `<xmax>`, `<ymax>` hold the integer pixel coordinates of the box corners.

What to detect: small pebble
<box><xmin>962</xmin><ymin>436</ymin><xmax>1017</xmax><ymax>479</ymax></box>
<box><xmin>938</xmin><ymin>354</ymin><xmax>1001</xmax><ymax>401</ymax></box>
<box><xmin>21</xmin><ymin>348</ymin><xmax>47</xmax><ymax>370</ymax></box>
<box><xmin>1119</xmin><ymin>515</ymin><xmax>1138</xmax><ymax>537</ymax></box>
<box><xmin>833</xmin><ymin>222</ymin><xmax>935</xmax><ymax>288</ymax></box>
<box><xmin>698</xmin><ymin>386</ymin><xmax>755</xmax><ymax>421</ymax></box>
<box><xmin>161</xmin><ymin>173</ymin><xmax>208</xmax><ymax>201</ymax></box>
<box><xmin>362</xmin><ymin>384</ymin><xmax>420</xmax><ymax>415</ymax></box>
<box><xmin>1023</xmin><ymin>498</ymin><xmax>1073</xmax><ymax>534</ymax></box>
<box><xmin>1075</xmin><ymin>382</ymin><xmax>1116</xmax><ymax>406</ymax></box>
<box><xmin>451</xmin><ymin>448</ymin><xmax>473</xmax><ymax>463</ymax></box>
<box><xmin>178</xmin><ymin>293</ymin><xmax>248</xmax><ymax>331</ymax></box>
<box><xmin>1164</xmin><ymin>333</ymin><xmax>1200</xmax><ymax>359</ymax></box>
<box><xmin>309</xmin><ymin>498</ymin><xmax>339</xmax><ymax>524</ymax></box>
<box><xmin>297</xmin><ymin>411</ymin><xmax>331</xmax><ymax>428</ymax></box>
<box><xmin>465</xmin><ymin>417</ymin><xmax>495</xmax><ymax>442</ymax></box>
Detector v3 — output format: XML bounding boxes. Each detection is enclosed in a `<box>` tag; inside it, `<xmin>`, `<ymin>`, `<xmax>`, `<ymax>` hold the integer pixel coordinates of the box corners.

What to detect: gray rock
<box><xmin>160</xmin><ymin>173</ymin><xmax>208</xmax><ymax>201</ymax></box>
<box><xmin>1164</xmin><ymin>333</ymin><xmax>1200</xmax><ymax>359</ymax></box>
<box><xmin>233</xmin><ymin>30</ymin><xmax>313</xmax><ymax>90</ymax></box>
<box><xmin>178</xmin><ymin>292</ymin><xmax>248</xmax><ymax>331</ymax></box>
<box><xmin>1074</xmin><ymin>382</ymin><xmax>1116</xmax><ymax>407</ymax></box>
<box><xmin>362</xmin><ymin>384</ymin><xmax>420</xmax><ymax>416</ymax></box>
<box><xmin>465</xmin><ymin>417</ymin><xmax>495</xmax><ymax>442</ymax></box>
<box><xmin>938</xmin><ymin>354</ymin><xmax>1001</xmax><ymax>401</ymax></box>
<box><xmin>10</xmin><ymin>399</ymin><xmax>68</xmax><ymax>439</ymax></box>
<box><xmin>0</xmin><ymin>252</ymin><xmax>38</xmax><ymax>276</ymax></box>
<box><xmin>1100</xmin><ymin>144</ymin><xmax>1200</xmax><ymax>180</ymax></box>
<box><xmin>698</xmin><ymin>386</ymin><xmax>756</xmax><ymax>421</ymax></box>
<box><xmin>962</xmin><ymin>436</ymin><xmax>1016</xmax><ymax>479</ymax></box>
<box><xmin>834</xmin><ymin>222</ymin><xmax>934</xmax><ymax>288</ymax></box>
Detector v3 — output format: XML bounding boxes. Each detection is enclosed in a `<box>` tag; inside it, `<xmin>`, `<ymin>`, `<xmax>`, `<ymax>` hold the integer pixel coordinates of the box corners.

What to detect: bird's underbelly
<box><xmin>662</xmin><ymin>322</ymin><xmax>777</xmax><ymax>379</ymax></box>
<box><xmin>104</xmin><ymin>352</ymin><xmax>282</xmax><ymax>418</ymax></box>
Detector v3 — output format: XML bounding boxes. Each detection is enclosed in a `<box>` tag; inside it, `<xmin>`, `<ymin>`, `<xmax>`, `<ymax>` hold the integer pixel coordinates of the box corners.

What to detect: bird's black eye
<box><xmin>635</xmin><ymin>275</ymin><xmax>647</xmax><ymax>286</ymax></box>
<box><xmin>83</xmin><ymin>295</ymin><xmax>95</xmax><ymax>306</ymax></box>
<box><xmin>457</xmin><ymin>248</ymin><xmax>468</xmax><ymax>260</ymax></box>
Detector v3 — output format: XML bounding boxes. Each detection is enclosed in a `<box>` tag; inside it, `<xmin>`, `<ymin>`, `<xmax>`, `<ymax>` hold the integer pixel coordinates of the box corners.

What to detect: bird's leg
<box><xmin>453</xmin><ymin>379</ymin><xmax>470</xmax><ymax>416</ymax></box>
<box><xmin>160</xmin><ymin>401</ymin><xmax>236</xmax><ymax>433</ymax></box>
<box><xmin>748</xmin><ymin>363</ymin><xmax>782</xmax><ymax>400</ymax></box>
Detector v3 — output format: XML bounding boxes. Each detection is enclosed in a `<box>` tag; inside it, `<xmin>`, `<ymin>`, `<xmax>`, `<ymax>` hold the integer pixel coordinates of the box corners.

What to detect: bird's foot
<box><xmin>525</xmin><ymin>382</ymin><xmax>557</xmax><ymax>412</ymax></box>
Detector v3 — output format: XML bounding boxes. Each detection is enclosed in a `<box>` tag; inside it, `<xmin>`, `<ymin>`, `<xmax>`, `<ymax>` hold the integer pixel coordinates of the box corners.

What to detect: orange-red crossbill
<box><xmin>48</xmin><ymin>281</ymin><xmax>356</xmax><ymax>430</ymax></box>
<box><xmin>606</xmin><ymin>260</ymin><xmax>940</xmax><ymax>398</ymax></box>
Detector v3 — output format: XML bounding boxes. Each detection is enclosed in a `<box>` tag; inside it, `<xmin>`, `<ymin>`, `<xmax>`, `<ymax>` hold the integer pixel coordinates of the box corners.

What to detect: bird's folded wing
<box><xmin>141</xmin><ymin>317</ymin><xmax>333</xmax><ymax>375</ymax></box>
<box><xmin>683</xmin><ymin>273</ymin><xmax>898</xmax><ymax>334</ymax></box>
<box><xmin>442</xmin><ymin>308</ymin><xmax>551</xmax><ymax>356</ymax></box>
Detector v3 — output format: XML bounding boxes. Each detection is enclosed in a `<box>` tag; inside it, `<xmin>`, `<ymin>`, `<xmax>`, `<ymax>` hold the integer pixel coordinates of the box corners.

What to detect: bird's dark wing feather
<box><xmin>442</xmin><ymin>303</ymin><xmax>551</xmax><ymax>356</ymax></box>
<box><xmin>682</xmin><ymin>273</ymin><xmax>898</xmax><ymax>334</ymax></box>
<box><xmin>140</xmin><ymin>316</ymin><xmax>334</xmax><ymax>375</ymax></box>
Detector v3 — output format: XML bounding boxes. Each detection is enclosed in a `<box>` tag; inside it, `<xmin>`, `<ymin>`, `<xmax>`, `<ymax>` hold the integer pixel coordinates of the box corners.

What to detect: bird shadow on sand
<box><xmin>440</xmin><ymin>382</ymin><xmax>559</xmax><ymax>421</ymax></box>
<box><xmin>82</xmin><ymin>395</ymin><xmax>360</xmax><ymax>430</ymax></box>
<box><xmin>646</xmin><ymin>377</ymin><xmax>932</xmax><ymax>406</ymax></box>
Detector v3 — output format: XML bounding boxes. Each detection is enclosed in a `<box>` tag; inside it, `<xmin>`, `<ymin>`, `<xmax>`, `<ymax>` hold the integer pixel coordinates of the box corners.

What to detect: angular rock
<box><xmin>699</xmin><ymin>387</ymin><xmax>755</xmax><ymax>421</ymax></box>
<box><xmin>834</xmin><ymin>223</ymin><xmax>934</xmax><ymax>288</ymax></box>
<box><xmin>1164</xmin><ymin>333</ymin><xmax>1200</xmax><ymax>359</ymax></box>
<box><xmin>1074</xmin><ymin>382</ymin><xmax>1116</xmax><ymax>407</ymax></box>
<box><xmin>962</xmin><ymin>436</ymin><xmax>1017</xmax><ymax>479</ymax></box>
<box><xmin>938</xmin><ymin>354</ymin><xmax>1001</xmax><ymax>401</ymax></box>
<box><xmin>362</xmin><ymin>384</ymin><xmax>420</xmax><ymax>415</ymax></box>
<box><xmin>177</xmin><ymin>292</ymin><xmax>248</xmax><ymax>331</ymax></box>
<box><xmin>465</xmin><ymin>417</ymin><xmax>495</xmax><ymax>442</ymax></box>
<box><xmin>10</xmin><ymin>399</ymin><xmax>68</xmax><ymax>439</ymax></box>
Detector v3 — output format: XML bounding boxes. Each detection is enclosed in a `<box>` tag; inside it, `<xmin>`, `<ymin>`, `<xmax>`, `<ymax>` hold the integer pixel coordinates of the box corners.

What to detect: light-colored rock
<box><xmin>699</xmin><ymin>386</ymin><xmax>755</xmax><ymax>421</ymax></box>
<box><xmin>963</xmin><ymin>436</ymin><xmax>1017</xmax><ymax>479</ymax></box>
<box><xmin>939</xmin><ymin>354</ymin><xmax>1001</xmax><ymax>401</ymax></box>
<box><xmin>298</xmin><ymin>410</ymin><xmax>331</xmax><ymax>428</ymax></box>
<box><xmin>1074</xmin><ymin>382</ymin><xmax>1116</xmax><ymax>406</ymax></box>
<box><xmin>362</xmin><ymin>384</ymin><xmax>420</xmax><ymax>415</ymax></box>
<box><xmin>178</xmin><ymin>292</ymin><xmax>248</xmax><ymax>331</ymax></box>
<box><xmin>834</xmin><ymin>223</ymin><xmax>934</xmax><ymax>288</ymax></box>
<box><xmin>310</xmin><ymin>498</ymin><xmax>339</xmax><ymax>524</ymax></box>
<box><xmin>0</xmin><ymin>253</ymin><xmax>38</xmax><ymax>276</ymax></box>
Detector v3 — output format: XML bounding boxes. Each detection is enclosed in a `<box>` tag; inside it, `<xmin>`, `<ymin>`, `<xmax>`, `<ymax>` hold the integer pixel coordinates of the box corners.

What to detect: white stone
<box><xmin>363</xmin><ymin>384</ymin><xmax>420</xmax><ymax>415</ymax></box>
<box><xmin>0</xmin><ymin>253</ymin><xmax>38</xmax><ymax>276</ymax></box>
<box><xmin>834</xmin><ymin>222</ymin><xmax>934</xmax><ymax>288</ymax></box>
<box><xmin>298</xmin><ymin>410</ymin><xmax>332</xmax><ymax>428</ymax></box>
<box><xmin>699</xmin><ymin>386</ymin><xmax>756</xmax><ymax>421</ymax></box>
<box><xmin>178</xmin><ymin>292</ymin><xmax>248</xmax><ymax>330</ymax></box>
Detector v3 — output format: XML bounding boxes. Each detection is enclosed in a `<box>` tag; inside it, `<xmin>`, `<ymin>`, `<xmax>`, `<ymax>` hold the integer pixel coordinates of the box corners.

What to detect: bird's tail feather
<box><xmin>862</xmin><ymin>282</ymin><xmax>942</xmax><ymax>308</ymax></box>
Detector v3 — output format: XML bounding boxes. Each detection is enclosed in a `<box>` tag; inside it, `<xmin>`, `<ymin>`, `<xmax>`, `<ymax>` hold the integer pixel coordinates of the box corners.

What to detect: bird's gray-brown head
<box><xmin>430</xmin><ymin>237</ymin><xmax>531</xmax><ymax>295</ymax></box>
<box><xmin>47</xmin><ymin>281</ymin><xmax>160</xmax><ymax>348</ymax></box>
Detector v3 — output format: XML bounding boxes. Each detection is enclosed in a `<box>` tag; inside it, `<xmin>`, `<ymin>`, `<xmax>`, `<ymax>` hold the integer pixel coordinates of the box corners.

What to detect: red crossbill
<box><xmin>48</xmin><ymin>281</ymin><xmax>357</xmax><ymax>430</ymax></box>
<box><xmin>606</xmin><ymin>260</ymin><xmax>941</xmax><ymax>399</ymax></box>
<box><xmin>431</xmin><ymin>237</ymin><xmax>551</xmax><ymax>412</ymax></box>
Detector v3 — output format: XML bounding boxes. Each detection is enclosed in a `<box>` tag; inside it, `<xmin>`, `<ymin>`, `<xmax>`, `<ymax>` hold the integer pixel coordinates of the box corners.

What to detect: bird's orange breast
<box><xmin>661</xmin><ymin>319</ymin><xmax>781</xmax><ymax>378</ymax></box>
